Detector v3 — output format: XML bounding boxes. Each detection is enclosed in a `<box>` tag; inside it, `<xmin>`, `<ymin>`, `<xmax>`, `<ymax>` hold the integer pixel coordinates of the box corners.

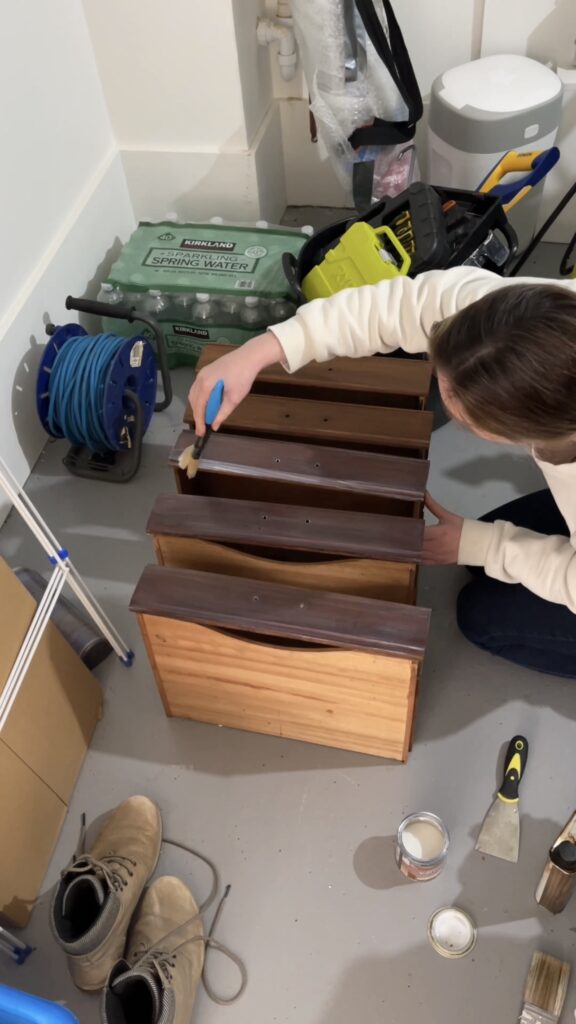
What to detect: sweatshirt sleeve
<box><xmin>458</xmin><ymin>459</ymin><xmax>576</xmax><ymax>614</ymax></box>
<box><xmin>269</xmin><ymin>267</ymin><xmax>576</xmax><ymax>372</ymax></box>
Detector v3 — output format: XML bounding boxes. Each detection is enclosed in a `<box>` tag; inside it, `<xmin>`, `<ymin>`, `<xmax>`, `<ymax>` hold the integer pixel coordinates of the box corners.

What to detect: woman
<box><xmin>189</xmin><ymin>266</ymin><xmax>576</xmax><ymax>678</ymax></box>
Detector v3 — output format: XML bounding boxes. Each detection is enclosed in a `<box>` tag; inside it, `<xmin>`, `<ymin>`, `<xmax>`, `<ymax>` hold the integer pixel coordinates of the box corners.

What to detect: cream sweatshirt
<box><xmin>269</xmin><ymin>267</ymin><xmax>576</xmax><ymax>613</ymax></box>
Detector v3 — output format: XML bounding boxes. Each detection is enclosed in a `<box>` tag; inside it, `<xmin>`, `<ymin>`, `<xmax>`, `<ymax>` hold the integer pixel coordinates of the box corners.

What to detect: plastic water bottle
<box><xmin>269</xmin><ymin>298</ymin><xmax>296</xmax><ymax>321</ymax></box>
<box><xmin>192</xmin><ymin>293</ymin><xmax>217</xmax><ymax>323</ymax></box>
<box><xmin>219</xmin><ymin>295</ymin><xmax>241</xmax><ymax>321</ymax></box>
<box><xmin>125</xmin><ymin>291</ymin><xmax>143</xmax><ymax>310</ymax></box>
<box><xmin>173</xmin><ymin>293</ymin><xmax>193</xmax><ymax>320</ymax></box>
<box><xmin>143</xmin><ymin>289</ymin><xmax>167</xmax><ymax>316</ymax></box>
<box><xmin>97</xmin><ymin>282</ymin><xmax>124</xmax><ymax>306</ymax></box>
<box><xmin>240</xmin><ymin>296</ymin><xmax>265</xmax><ymax>327</ymax></box>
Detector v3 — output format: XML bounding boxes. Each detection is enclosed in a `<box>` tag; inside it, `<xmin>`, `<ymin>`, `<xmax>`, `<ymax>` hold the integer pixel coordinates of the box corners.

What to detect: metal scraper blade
<box><xmin>475</xmin><ymin>796</ymin><xmax>519</xmax><ymax>863</ymax></box>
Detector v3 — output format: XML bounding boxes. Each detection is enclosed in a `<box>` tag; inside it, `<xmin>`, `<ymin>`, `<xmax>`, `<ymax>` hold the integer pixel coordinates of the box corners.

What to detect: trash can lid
<box><xmin>435</xmin><ymin>54</ymin><xmax>562</xmax><ymax>114</ymax></box>
<box><xmin>429</xmin><ymin>55</ymin><xmax>563</xmax><ymax>153</ymax></box>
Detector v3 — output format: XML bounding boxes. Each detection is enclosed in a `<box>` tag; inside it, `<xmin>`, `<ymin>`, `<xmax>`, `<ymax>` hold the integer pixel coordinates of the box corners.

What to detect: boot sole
<box><xmin>71</xmin><ymin>803</ymin><xmax>164</xmax><ymax>992</ymax></box>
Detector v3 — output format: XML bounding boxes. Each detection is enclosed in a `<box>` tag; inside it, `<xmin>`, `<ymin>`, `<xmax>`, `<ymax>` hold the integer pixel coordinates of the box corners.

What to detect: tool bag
<box><xmin>282</xmin><ymin>184</ymin><xmax>518</xmax><ymax>431</ymax></box>
<box><xmin>283</xmin><ymin>183</ymin><xmax>518</xmax><ymax>304</ymax></box>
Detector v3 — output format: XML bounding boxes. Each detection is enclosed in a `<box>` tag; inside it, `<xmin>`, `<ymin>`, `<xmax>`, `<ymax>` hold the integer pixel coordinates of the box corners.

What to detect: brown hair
<box><xmin>429</xmin><ymin>283</ymin><xmax>576</xmax><ymax>443</ymax></box>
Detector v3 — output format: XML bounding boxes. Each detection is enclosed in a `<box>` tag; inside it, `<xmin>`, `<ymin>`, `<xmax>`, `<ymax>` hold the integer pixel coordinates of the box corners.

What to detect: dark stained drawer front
<box><xmin>148</xmin><ymin>492</ymin><xmax>424</xmax><ymax>563</ymax></box>
<box><xmin>131</xmin><ymin>564</ymin><xmax>430</xmax><ymax>661</ymax></box>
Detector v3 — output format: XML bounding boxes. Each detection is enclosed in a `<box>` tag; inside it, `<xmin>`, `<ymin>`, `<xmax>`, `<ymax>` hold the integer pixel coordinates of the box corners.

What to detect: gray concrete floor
<box><xmin>2</xmin><ymin>242</ymin><xmax>576</xmax><ymax>1023</ymax></box>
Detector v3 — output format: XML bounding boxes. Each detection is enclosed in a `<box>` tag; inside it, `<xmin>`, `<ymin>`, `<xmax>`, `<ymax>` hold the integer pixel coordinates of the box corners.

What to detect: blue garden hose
<box><xmin>47</xmin><ymin>334</ymin><xmax>126</xmax><ymax>453</ymax></box>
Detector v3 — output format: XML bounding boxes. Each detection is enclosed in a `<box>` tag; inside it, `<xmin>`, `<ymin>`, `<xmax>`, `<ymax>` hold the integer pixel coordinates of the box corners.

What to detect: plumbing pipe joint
<box><xmin>257</xmin><ymin>16</ymin><xmax>298</xmax><ymax>81</ymax></box>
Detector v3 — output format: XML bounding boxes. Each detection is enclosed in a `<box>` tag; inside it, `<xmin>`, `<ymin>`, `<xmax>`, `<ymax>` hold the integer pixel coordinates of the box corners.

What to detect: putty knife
<box><xmin>475</xmin><ymin>735</ymin><xmax>528</xmax><ymax>863</ymax></box>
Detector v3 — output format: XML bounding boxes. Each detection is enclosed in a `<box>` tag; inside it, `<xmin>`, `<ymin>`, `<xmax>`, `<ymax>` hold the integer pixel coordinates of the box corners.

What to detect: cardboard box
<box><xmin>0</xmin><ymin>558</ymin><xmax>102</xmax><ymax>926</ymax></box>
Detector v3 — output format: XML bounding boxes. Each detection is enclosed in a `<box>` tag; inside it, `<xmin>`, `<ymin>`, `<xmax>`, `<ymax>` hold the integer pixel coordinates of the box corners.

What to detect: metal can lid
<box><xmin>428</xmin><ymin>906</ymin><xmax>477</xmax><ymax>959</ymax></box>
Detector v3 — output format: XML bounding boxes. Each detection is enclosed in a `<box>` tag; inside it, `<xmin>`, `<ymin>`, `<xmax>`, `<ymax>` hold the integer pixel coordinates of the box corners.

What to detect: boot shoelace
<box><xmin>71</xmin><ymin>816</ymin><xmax>247</xmax><ymax>1004</ymax></box>
<box><xmin>126</xmin><ymin>883</ymin><xmax>247</xmax><ymax>1006</ymax></box>
<box><xmin>64</xmin><ymin>853</ymin><xmax>136</xmax><ymax>893</ymax></box>
<box><xmin>63</xmin><ymin>815</ymin><xmax>137</xmax><ymax>893</ymax></box>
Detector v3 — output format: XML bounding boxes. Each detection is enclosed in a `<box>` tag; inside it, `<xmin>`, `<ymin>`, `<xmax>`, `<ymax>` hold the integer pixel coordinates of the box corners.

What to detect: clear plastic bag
<box><xmin>355</xmin><ymin>143</ymin><xmax>420</xmax><ymax>200</ymax></box>
<box><xmin>290</xmin><ymin>0</ymin><xmax>422</xmax><ymax>201</ymax></box>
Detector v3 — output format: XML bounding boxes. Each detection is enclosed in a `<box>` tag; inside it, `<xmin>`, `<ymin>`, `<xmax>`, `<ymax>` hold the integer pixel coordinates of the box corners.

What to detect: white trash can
<box><xmin>427</xmin><ymin>54</ymin><xmax>563</xmax><ymax>249</ymax></box>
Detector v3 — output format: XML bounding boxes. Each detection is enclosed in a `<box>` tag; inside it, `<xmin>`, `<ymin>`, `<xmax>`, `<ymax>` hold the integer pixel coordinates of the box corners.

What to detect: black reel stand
<box><xmin>62</xmin><ymin>389</ymin><xmax>145</xmax><ymax>484</ymax></box>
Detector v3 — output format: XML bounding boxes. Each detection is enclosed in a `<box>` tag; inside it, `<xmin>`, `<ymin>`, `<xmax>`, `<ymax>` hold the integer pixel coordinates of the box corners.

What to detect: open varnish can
<box><xmin>395</xmin><ymin>812</ymin><xmax>449</xmax><ymax>881</ymax></box>
<box><xmin>428</xmin><ymin>907</ymin><xmax>477</xmax><ymax>958</ymax></box>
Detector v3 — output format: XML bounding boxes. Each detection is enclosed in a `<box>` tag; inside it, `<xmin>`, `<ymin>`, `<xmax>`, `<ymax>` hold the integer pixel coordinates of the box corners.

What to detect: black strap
<box><xmin>349</xmin><ymin>0</ymin><xmax>422</xmax><ymax>150</ymax></box>
<box><xmin>352</xmin><ymin>160</ymin><xmax>377</xmax><ymax>214</ymax></box>
<box><xmin>351</xmin><ymin>118</ymin><xmax>417</xmax><ymax>148</ymax></box>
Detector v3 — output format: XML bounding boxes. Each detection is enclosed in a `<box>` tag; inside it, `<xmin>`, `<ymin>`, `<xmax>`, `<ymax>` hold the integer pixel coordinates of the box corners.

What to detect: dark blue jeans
<box><xmin>457</xmin><ymin>489</ymin><xmax>576</xmax><ymax>678</ymax></box>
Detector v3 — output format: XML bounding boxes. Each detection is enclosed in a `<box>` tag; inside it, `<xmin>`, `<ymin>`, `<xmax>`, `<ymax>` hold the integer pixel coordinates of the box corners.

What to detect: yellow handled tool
<box><xmin>479</xmin><ymin>147</ymin><xmax>560</xmax><ymax>212</ymax></box>
<box><xmin>301</xmin><ymin>222</ymin><xmax>411</xmax><ymax>301</ymax></box>
<box><xmin>475</xmin><ymin>735</ymin><xmax>529</xmax><ymax>862</ymax></box>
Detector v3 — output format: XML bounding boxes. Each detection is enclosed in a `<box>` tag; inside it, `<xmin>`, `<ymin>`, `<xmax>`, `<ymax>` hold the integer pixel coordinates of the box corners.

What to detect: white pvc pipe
<box><xmin>0</xmin><ymin>455</ymin><xmax>132</xmax><ymax>663</ymax></box>
<box><xmin>0</xmin><ymin>565</ymin><xmax>68</xmax><ymax>731</ymax></box>
<box><xmin>0</xmin><ymin>456</ymin><xmax>59</xmax><ymax>561</ymax></box>
<box><xmin>257</xmin><ymin>16</ymin><xmax>297</xmax><ymax>81</ymax></box>
<box><xmin>67</xmin><ymin>565</ymin><xmax>132</xmax><ymax>659</ymax></box>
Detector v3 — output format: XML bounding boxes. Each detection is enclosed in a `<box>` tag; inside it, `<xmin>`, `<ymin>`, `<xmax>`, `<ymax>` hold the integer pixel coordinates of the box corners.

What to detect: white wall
<box><xmin>81</xmin><ymin>0</ymin><xmax>246</xmax><ymax>150</ymax></box>
<box><xmin>82</xmin><ymin>0</ymin><xmax>286</xmax><ymax>223</ymax></box>
<box><xmin>0</xmin><ymin>1</ymin><xmax>135</xmax><ymax>522</ymax></box>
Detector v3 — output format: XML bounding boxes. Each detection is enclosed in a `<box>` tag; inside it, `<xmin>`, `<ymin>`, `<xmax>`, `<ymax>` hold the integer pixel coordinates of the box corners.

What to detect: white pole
<box><xmin>0</xmin><ymin>565</ymin><xmax>68</xmax><ymax>730</ymax></box>
<box><xmin>66</xmin><ymin>564</ymin><xmax>133</xmax><ymax>660</ymax></box>
<box><xmin>0</xmin><ymin>454</ymin><xmax>133</xmax><ymax>728</ymax></box>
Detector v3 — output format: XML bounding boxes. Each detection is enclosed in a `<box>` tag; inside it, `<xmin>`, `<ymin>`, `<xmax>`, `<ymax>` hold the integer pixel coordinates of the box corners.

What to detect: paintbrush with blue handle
<box><xmin>178</xmin><ymin>379</ymin><xmax>224</xmax><ymax>479</ymax></box>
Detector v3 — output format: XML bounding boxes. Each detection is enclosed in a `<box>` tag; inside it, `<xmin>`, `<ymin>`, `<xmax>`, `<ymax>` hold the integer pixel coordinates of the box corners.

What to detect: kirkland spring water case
<box><xmin>103</xmin><ymin>221</ymin><xmax>309</xmax><ymax>367</ymax></box>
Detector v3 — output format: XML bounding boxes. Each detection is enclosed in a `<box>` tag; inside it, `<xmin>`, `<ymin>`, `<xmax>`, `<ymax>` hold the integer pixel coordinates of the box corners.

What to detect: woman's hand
<box><xmin>189</xmin><ymin>331</ymin><xmax>285</xmax><ymax>436</ymax></box>
<box><xmin>422</xmin><ymin>492</ymin><xmax>464</xmax><ymax>565</ymax></box>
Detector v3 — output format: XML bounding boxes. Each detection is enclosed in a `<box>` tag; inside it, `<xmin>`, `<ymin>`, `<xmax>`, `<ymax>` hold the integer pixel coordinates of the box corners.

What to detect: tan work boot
<box><xmin>102</xmin><ymin>877</ymin><xmax>204</xmax><ymax>1024</ymax></box>
<box><xmin>51</xmin><ymin>796</ymin><xmax>162</xmax><ymax>991</ymax></box>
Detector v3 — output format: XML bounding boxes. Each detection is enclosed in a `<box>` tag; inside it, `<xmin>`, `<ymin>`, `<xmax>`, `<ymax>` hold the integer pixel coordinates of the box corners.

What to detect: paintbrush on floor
<box><xmin>519</xmin><ymin>951</ymin><xmax>570</xmax><ymax>1023</ymax></box>
<box><xmin>178</xmin><ymin>379</ymin><xmax>224</xmax><ymax>479</ymax></box>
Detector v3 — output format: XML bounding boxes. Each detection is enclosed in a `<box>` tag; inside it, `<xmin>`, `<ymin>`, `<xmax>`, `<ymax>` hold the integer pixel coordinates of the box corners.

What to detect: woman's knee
<box><xmin>456</xmin><ymin>579</ymin><xmax>492</xmax><ymax>648</ymax></box>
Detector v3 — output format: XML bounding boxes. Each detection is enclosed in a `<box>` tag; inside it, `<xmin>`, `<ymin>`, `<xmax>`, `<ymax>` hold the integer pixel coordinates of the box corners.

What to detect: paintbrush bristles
<box><xmin>185</xmin><ymin>458</ymin><xmax>199</xmax><ymax>480</ymax></box>
<box><xmin>521</xmin><ymin>952</ymin><xmax>571</xmax><ymax>1022</ymax></box>
<box><xmin>177</xmin><ymin>447</ymin><xmax>199</xmax><ymax>479</ymax></box>
<box><xmin>177</xmin><ymin>427</ymin><xmax>211</xmax><ymax>479</ymax></box>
